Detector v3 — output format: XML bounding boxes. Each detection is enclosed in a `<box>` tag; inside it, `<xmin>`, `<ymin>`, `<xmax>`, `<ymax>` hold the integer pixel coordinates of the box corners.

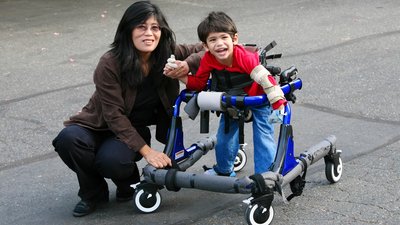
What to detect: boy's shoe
<box><xmin>204</xmin><ymin>168</ymin><xmax>218</xmax><ymax>176</ymax></box>
<box><xmin>204</xmin><ymin>168</ymin><xmax>236</xmax><ymax>177</ymax></box>
<box><xmin>116</xmin><ymin>187</ymin><xmax>135</xmax><ymax>202</ymax></box>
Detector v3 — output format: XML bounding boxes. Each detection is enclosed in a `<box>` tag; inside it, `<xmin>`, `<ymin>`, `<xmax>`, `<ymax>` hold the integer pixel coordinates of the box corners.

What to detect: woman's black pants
<box><xmin>52</xmin><ymin>124</ymin><xmax>149</xmax><ymax>201</ymax></box>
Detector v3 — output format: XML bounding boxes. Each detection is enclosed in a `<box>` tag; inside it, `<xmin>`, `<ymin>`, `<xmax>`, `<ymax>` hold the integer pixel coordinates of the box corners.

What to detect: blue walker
<box><xmin>132</xmin><ymin>43</ymin><xmax>343</xmax><ymax>225</ymax></box>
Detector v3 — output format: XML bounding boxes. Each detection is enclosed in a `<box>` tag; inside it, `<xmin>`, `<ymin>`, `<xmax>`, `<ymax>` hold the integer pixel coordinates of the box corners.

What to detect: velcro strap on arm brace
<box><xmin>250</xmin><ymin>65</ymin><xmax>273</xmax><ymax>88</ymax></box>
<box><xmin>250</xmin><ymin>65</ymin><xmax>285</xmax><ymax>104</ymax></box>
<box><xmin>264</xmin><ymin>86</ymin><xmax>285</xmax><ymax>104</ymax></box>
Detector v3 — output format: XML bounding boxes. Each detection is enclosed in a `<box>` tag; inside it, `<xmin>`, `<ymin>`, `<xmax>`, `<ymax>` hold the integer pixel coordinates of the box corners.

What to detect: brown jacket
<box><xmin>64</xmin><ymin>43</ymin><xmax>204</xmax><ymax>152</ymax></box>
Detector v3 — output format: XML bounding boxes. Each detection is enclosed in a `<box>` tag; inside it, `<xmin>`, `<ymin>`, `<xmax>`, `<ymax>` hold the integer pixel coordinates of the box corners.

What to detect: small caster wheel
<box><xmin>234</xmin><ymin>145</ymin><xmax>247</xmax><ymax>172</ymax></box>
<box><xmin>245</xmin><ymin>204</ymin><xmax>274</xmax><ymax>225</ymax></box>
<box><xmin>133</xmin><ymin>187</ymin><xmax>162</xmax><ymax>213</ymax></box>
<box><xmin>325</xmin><ymin>152</ymin><xmax>343</xmax><ymax>183</ymax></box>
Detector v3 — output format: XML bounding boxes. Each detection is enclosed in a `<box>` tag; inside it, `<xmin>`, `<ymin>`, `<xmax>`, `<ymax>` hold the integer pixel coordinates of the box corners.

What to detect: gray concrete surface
<box><xmin>1</xmin><ymin>0</ymin><xmax>399</xmax><ymax>224</ymax></box>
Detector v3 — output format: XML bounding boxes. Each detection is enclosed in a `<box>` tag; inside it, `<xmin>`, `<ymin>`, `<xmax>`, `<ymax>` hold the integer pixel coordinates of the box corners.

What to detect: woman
<box><xmin>52</xmin><ymin>1</ymin><xmax>203</xmax><ymax>217</ymax></box>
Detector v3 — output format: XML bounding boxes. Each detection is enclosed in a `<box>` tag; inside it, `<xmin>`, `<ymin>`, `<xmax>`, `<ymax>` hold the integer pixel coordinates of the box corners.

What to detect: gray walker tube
<box><xmin>142</xmin><ymin>135</ymin><xmax>337</xmax><ymax>196</ymax></box>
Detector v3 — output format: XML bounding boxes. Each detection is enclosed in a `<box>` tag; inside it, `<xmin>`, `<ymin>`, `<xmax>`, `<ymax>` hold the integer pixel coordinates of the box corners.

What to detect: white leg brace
<box><xmin>250</xmin><ymin>65</ymin><xmax>285</xmax><ymax>104</ymax></box>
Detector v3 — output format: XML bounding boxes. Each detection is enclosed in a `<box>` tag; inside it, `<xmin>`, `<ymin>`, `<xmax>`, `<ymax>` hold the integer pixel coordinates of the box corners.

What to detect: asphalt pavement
<box><xmin>1</xmin><ymin>0</ymin><xmax>399</xmax><ymax>224</ymax></box>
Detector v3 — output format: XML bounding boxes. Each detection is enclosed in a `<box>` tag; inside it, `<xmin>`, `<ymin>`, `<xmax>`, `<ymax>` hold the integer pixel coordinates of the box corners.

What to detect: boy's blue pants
<box><xmin>214</xmin><ymin>104</ymin><xmax>276</xmax><ymax>174</ymax></box>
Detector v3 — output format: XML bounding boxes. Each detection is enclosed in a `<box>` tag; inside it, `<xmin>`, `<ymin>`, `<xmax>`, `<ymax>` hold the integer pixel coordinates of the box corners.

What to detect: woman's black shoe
<box><xmin>73</xmin><ymin>200</ymin><xmax>97</xmax><ymax>217</ymax></box>
<box><xmin>116</xmin><ymin>187</ymin><xmax>135</xmax><ymax>202</ymax></box>
<box><xmin>73</xmin><ymin>192</ymin><xmax>109</xmax><ymax>217</ymax></box>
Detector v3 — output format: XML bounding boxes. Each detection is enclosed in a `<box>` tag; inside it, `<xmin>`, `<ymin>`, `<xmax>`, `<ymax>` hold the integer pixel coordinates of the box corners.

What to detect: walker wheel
<box><xmin>234</xmin><ymin>148</ymin><xmax>247</xmax><ymax>172</ymax></box>
<box><xmin>133</xmin><ymin>187</ymin><xmax>162</xmax><ymax>213</ymax></box>
<box><xmin>245</xmin><ymin>204</ymin><xmax>274</xmax><ymax>225</ymax></box>
<box><xmin>325</xmin><ymin>156</ymin><xmax>343</xmax><ymax>183</ymax></box>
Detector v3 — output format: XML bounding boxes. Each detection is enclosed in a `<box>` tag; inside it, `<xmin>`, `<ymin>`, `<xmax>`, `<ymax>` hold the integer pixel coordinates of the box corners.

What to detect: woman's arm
<box><xmin>174</xmin><ymin>42</ymin><xmax>205</xmax><ymax>74</ymax></box>
<box><xmin>164</xmin><ymin>43</ymin><xmax>205</xmax><ymax>77</ymax></box>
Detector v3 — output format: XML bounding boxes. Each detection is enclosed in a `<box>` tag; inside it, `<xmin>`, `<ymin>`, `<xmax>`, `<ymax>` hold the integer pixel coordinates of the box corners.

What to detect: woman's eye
<box><xmin>137</xmin><ymin>25</ymin><xmax>146</xmax><ymax>31</ymax></box>
<box><xmin>151</xmin><ymin>25</ymin><xmax>160</xmax><ymax>32</ymax></box>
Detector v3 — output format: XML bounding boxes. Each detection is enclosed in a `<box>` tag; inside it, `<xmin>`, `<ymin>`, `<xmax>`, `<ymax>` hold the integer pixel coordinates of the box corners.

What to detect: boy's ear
<box><xmin>232</xmin><ymin>33</ymin><xmax>239</xmax><ymax>45</ymax></box>
<box><xmin>202</xmin><ymin>42</ymin><xmax>209</xmax><ymax>51</ymax></box>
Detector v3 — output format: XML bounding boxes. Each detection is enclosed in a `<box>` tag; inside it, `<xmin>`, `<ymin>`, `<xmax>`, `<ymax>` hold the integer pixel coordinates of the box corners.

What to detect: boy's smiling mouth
<box><xmin>215</xmin><ymin>47</ymin><xmax>228</xmax><ymax>56</ymax></box>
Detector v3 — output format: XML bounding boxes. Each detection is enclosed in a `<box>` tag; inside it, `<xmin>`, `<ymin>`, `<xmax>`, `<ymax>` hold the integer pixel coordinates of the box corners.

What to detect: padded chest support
<box><xmin>211</xmin><ymin>70</ymin><xmax>254</xmax><ymax>95</ymax></box>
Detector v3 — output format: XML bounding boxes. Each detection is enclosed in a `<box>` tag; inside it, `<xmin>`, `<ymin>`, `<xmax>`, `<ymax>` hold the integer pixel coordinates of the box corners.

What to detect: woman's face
<box><xmin>132</xmin><ymin>16</ymin><xmax>161</xmax><ymax>57</ymax></box>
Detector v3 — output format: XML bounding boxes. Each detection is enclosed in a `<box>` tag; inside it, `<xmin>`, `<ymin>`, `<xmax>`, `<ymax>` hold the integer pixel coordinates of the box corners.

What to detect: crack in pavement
<box><xmin>0</xmin><ymin>82</ymin><xmax>92</xmax><ymax>106</ymax></box>
<box><xmin>300</xmin><ymin>102</ymin><xmax>400</xmax><ymax>126</ymax></box>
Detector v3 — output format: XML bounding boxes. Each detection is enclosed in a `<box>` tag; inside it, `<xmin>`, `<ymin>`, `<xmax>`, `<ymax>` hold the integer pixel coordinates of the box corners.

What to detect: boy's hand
<box><xmin>268</xmin><ymin>108</ymin><xmax>285</xmax><ymax>124</ymax></box>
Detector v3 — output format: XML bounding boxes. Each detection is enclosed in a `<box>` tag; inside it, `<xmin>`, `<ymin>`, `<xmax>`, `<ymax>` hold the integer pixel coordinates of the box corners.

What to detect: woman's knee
<box><xmin>53</xmin><ymin>125</ymin><xmax>82</xmax><ymax>153</ymax></box>
<box><xmin>53</xmin><ymin>125</ymin><xmax>97</xmax><ymax>162</ymax></box>
<box><xmin>95</xmin><ymin>139</ymin><xmax>137</xmax><ymax>179</ymax></box>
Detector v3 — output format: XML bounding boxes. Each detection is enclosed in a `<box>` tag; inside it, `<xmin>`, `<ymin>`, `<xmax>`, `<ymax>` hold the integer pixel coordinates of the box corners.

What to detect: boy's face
<box><xmin>204</xmin><ymin>32</ymin><xmax>238</xmax><ymax>66</ymax></box>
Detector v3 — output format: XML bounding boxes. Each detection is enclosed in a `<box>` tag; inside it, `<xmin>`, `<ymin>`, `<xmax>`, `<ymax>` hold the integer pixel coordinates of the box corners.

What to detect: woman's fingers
<box><xmin>147</xmin><ymin>151</ymin><xmax>171</xmax><ymax>168</ymax></box>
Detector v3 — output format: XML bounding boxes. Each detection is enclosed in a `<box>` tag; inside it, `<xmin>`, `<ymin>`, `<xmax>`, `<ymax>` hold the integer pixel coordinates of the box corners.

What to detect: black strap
<box><xmin>224</xmin><ymin>113</ymin><xmax>230</xmax><ymax>133</ymax></box>
<box><xmin>235</xmin><ymin>96</ymin><xmax>245</xmax><ymax>108</ymax></box>
<box><xmin>238</xmin><ymin>111</ymin><xmax>245</xmax><ymax>144</ymax></box>
<box><xmin>249</xmin><ymin>174</ymin><xmax>268</xmax><ymax>196</ymax></box>
<box><xmin>225</xmin><ymin>71</ymin><xmax>233</xmax><ymax>89</ymax></box>
<box><xmin>300</xmin><ymin>157</ymin><xmax>308</xmax><ymax>178</ymax></box>
<box><xmin>211</xmin><ymin>74</ymin><xmax>218</xmax><ymax>92</ymax></box>
<box><xmin>165</xmin><ymin>168</ymin><xmax>181</xmax><ymax>192</ymax></box>
<box><xmin>286</xmin><ymin>157</ymin><xmax>307</xmax><ymax>201</ymax></box>
<box><xmin>223</xmin><ymin>97</ymin><xmax>232</xmax><ymax>133</ymax></box>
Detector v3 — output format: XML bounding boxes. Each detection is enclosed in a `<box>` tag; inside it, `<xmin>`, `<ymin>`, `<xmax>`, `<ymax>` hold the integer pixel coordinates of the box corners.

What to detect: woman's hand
<box><xmin>163</xmin><ymin>60</ymin><xmax>190</xmax><ymax>79</ymax></box>
<box><xmin>139</xmin><ymin>145</ymin><xmax>172</xmax><ymax>168</ymax></box>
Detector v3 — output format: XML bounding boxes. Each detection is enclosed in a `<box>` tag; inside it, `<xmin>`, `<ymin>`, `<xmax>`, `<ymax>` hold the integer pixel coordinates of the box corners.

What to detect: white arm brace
<box><xmin>250</xmin><ymin>65</ymin><xmax>285</xmax><ymax>104</ymax></box>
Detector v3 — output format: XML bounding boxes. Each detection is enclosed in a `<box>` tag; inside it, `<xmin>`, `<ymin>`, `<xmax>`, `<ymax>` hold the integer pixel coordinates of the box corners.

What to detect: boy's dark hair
<box><xmin>197</xmin><ymin>11</ymin><xmax>238</xmax><ymax>43</ymax></box>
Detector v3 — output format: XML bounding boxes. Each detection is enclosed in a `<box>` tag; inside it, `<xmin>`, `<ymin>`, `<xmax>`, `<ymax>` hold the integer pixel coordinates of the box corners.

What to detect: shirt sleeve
<box><xmin>186</xmin><ymin>52</ymin><xmax>213</xmax><ymax>91</ymax></box>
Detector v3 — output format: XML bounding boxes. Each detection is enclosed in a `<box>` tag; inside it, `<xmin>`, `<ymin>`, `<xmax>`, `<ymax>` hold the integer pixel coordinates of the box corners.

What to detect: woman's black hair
<box><xmin>110</xmin><ymin>1</ymin><xmax>176</xmax><ymax>87</ymax></box>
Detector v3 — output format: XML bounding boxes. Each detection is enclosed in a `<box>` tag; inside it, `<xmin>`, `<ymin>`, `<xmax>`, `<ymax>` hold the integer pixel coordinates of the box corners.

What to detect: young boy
<box><xmin>166</xmin><ymin>11</ymin><xmax>286</xmax><ymax>176</ymax></box>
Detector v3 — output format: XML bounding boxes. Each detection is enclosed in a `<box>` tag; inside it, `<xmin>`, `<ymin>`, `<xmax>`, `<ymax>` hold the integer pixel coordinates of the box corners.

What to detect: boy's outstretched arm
<box><xmin>250</xmin><ymin>65</ymin><xmax>287</xmax><ymax>110</ymax></box>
